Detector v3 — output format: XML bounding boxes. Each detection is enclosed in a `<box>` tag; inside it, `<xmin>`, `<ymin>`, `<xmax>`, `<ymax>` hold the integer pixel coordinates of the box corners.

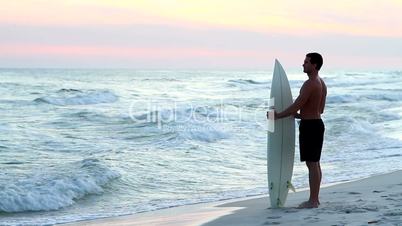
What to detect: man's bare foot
<box><xmin>297</xmin><ymin>201</ymin><xmax>319</xmax><ymax>209</ymax></box>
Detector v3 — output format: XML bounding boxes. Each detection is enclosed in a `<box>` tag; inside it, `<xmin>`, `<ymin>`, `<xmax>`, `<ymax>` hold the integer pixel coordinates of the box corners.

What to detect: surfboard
<box><xmin>267</xmin><ymin>59</ymin><xmax>295</xmax><ymax>208</ymax></box>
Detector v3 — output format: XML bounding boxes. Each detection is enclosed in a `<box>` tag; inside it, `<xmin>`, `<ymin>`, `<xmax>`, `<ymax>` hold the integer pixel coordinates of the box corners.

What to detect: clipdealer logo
<box><xmin>128</xmin><ymin>98</ymin><xmax>275</xmax><ymax>132</ymax></box>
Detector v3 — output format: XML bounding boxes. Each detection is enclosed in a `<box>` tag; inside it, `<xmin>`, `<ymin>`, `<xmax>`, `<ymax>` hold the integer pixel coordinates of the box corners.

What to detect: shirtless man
<box><xmin>267</xmin><ymin>53</ymin><xmax>327</xmax><ymax>208</ymax></box>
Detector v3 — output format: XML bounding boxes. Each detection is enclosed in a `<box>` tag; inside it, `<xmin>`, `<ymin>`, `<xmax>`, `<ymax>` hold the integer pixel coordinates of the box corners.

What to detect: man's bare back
<box><xmin>271</xmin><ymin>77</ymin><xmax>326</xmax><ymax>120</ymax></box>
<box><xmin>271</xmin><ymin>56</ymin><xmax>327</xmax><ymax>120</ymax></box>
<box><xmin>299</xmin><ymin>77</ymin><xmax>327</xmax><ymax>119</ymax></box>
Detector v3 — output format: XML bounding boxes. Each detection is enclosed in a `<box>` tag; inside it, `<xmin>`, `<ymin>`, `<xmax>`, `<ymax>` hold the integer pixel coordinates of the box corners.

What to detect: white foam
<box><xmin>325</xmin><ymin>116</ymin><xmax>402</xmax><ymax>155</ymax></box>
<box><xmin>0</xmin><ymin>123</ymin><xmax>12</xmax><ymax>132</ymax></box>
<box><xmin>0</xmin><ymin>159</ymin><xmax>120</xmax><ymax>212</ymax></box>
<box><xmin>327</xmin><ymin>92</ymin><xmax>402</xmax><ymax>105</ymax></box>
<box><xmin>227</xmin><ymin>79</ymin><xmax>268</xmax><ymax>91</ymax></box>
<box><xmin>327</xmin><ymin>95</ymin><xmax>358</xmax><ymax>104</ymax></box>
<box><xmin>364</xmin><ymin>93</ymin><xmax>402</xmax><ymax>102</ymax></box>
<box><xmin>35</xmin><ymin>90</ymin><xmax>118</xmax><ymax>106</ymax></box>
<box><xmin>132</xmin><ymin>105</ymin><xmax>231</xmax><ymax>143</ymax></box>
<box><xmin>227</xmin><ymin>79</ymin><xmax>266</xmax><ymax>85</ymax></box>
<box><xmin>177</xmin><ymin>124</ymin><xmax>230</xmax><ymax>142</ymax></box>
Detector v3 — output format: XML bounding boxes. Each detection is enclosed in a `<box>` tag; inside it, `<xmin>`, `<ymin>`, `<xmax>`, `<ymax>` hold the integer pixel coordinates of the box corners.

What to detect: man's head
<box><xmin>303</xmin><ymin>53</ymin><xmax>323</xmax><ymax>74</ymax></box>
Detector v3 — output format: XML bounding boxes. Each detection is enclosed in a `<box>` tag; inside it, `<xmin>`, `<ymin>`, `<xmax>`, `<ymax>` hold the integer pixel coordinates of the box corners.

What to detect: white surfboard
<box><xmin>267</xmin><ymin>59</ymin><xmax>295</xmax><ymax>208</ymax></box>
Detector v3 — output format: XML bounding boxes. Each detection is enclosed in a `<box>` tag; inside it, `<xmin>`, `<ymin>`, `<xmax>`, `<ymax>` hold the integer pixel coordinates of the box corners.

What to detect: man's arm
<box><xmin>319</xmin><ymin>79</ymin><xmax>327</xmax><ymax>114</ymax></box>
<box><xmin>276</xmin><ymin>82</ymin><xmax>312</xmax><ymax>119</ymax></box>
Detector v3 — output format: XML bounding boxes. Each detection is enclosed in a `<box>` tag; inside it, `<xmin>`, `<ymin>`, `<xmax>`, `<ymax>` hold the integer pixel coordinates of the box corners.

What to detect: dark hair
<box><xmin>306</xmin><ymin>52</ymin><xmax>323</xmax><ymax>71</ymax></box>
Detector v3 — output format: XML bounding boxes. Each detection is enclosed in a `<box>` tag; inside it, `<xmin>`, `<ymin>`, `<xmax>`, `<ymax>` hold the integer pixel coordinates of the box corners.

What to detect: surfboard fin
<box><xmin>277</xmin><ymin>198</ymin><xmax>282</xmax><ymax>207</ymax></box>
<box><xmin>287</xmin><ymin>181</ymin><xmax>296</xmax><ymax>192</ymax></box>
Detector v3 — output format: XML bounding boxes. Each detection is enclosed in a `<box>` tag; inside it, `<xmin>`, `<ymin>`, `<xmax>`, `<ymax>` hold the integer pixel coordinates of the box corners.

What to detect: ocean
<box><xmin>0</xmin><ymin>69</ymin><xmax>401</xmax><ymax>225</ymax></box>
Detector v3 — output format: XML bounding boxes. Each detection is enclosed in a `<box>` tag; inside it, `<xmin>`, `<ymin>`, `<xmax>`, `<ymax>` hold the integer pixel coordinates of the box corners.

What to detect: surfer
<box><xmin>267</xmin><ymin>53</ymin><xmax>327</xmax><ymax>208</ymax></box>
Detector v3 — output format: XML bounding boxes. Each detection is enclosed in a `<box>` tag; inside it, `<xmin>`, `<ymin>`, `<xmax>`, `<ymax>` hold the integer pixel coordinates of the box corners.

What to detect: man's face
<box><xmin>303</xmin><ymin>57</ymin><xmax>314</xmax><ymax>74</ymax></box>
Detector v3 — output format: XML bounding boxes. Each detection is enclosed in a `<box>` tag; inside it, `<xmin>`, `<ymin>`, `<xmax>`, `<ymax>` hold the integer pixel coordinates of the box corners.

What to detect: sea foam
<box><xmin>0</xmin><ymin>159</ymin><xmax>120</xmax><ymax>212</ymax></box>
<box><xmin>35</xmin><ymin>90</ymin><xmax>118</xmax><ymax>106</ymax></box>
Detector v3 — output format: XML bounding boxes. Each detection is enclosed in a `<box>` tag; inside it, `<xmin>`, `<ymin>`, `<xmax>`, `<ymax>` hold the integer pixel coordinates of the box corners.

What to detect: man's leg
<box><xmin>318</xmin><ymin>162</ymin><xmax>322</xmax><ymax>192</ymax></box>
<box><xmin>299</xmin><ymin>161</ymin><xmax>321</xmax><ymax>208</ymax></box>
<box><xmin>307</xmin><ymin>161</ymin><xmax>321</xmax><ymax>205</ymax></box>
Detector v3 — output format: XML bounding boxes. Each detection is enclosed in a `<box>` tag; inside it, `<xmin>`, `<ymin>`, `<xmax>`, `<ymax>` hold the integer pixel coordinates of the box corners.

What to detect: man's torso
<box><xmin>300</xmin><ymin>77</ymin><xmax>326</xmax><ymax>120</ymax></box>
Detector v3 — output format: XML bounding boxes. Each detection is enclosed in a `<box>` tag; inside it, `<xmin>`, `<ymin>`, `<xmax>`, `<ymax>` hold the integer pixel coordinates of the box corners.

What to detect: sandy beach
<box><xmin>60</xmin><ymin>170</ymin><xmax>402</xmax><ymax>226</ymax></box>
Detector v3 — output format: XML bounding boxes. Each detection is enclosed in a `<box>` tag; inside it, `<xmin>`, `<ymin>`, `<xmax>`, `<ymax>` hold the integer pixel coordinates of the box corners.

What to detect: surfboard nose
<box><xmin>274</xmin><ymin>59</ymin><xmax>280</xmax><ymax>67</ymax></box>
<box><xmin>275</xmin><ymin>59</ymin><xmax>284</xmax><ymax>70</ymax></box>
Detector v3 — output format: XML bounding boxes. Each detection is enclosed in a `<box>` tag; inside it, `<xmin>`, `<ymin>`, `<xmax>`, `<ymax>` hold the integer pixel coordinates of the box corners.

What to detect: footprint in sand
<box><xmin>304</xmin><ymin>216</ymin><xmax>320</xmax><ymax>220</ymax></box>
<box><xmin>263</xmin><ymin>221</ymin><xmax>280</xmax><ymax>225</ymax></box>
<box><xmin>324</xmin><ymin>203</ymin><xmax>380</xmax><ymax>214</ymax></box>
<box><xmin>284</xmin><ymin>208</ymin><xmax>299</xmax><ymax>213</ymax></box>
<box><xmin>266</xmin><ymin>216</ymin><xmax>281</xmax><ymax>219</ymax></box>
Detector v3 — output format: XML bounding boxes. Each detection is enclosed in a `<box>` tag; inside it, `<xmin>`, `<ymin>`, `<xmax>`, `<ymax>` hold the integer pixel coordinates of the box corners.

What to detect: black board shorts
<box><xmin>299</xmin><ymin>119</ymin><xmax>325</xmax><ymax>162</ymax></box>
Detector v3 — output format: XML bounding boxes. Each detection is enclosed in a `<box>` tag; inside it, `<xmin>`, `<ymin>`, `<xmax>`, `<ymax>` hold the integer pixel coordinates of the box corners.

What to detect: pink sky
<box><xmin>1</xmin><ymin>0</ymin><xmax>402</xmax><ymax>69</ymax></box>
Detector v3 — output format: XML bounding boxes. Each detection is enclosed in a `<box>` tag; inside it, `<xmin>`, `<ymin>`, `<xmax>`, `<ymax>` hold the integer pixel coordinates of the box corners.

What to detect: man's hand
<box><xmin>266</xmin><ymin>110</ymin><xmax>278</xmax><ymax>120</ymax></box>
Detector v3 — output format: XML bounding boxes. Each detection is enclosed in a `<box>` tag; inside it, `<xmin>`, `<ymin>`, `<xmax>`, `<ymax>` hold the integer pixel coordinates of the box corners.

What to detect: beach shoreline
<box><xmin>60</xmin><ymin>170</ymin><xmax>402</xmax><ymax>226</ymax></box>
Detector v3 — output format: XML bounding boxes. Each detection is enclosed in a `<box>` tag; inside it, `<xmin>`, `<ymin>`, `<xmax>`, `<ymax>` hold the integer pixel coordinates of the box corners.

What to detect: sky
<box><xmin>1</xmin><ymin>0</ymin><xmax>402</xmax><ymax>70</ymax></box>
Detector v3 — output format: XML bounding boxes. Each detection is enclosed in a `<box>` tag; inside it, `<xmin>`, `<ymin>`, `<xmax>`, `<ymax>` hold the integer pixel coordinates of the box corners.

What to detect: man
<box><xmin>267</xmin><ymin>52</ymin><xmax>327</xmax><ymax>208</ymax></box>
